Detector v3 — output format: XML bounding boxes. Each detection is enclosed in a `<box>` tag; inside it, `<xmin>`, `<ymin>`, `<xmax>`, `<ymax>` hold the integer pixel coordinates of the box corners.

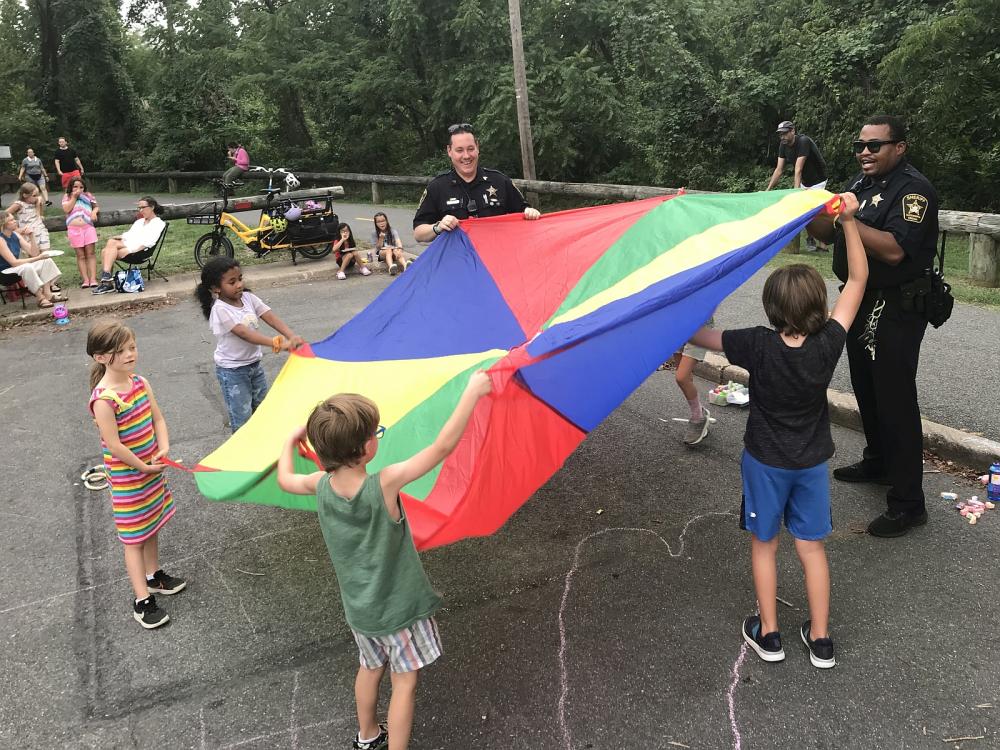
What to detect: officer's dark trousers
<box><xmin>845</xmin><ymin>293</ymin><xmax>928</xmax><ymax>515</ymax></box>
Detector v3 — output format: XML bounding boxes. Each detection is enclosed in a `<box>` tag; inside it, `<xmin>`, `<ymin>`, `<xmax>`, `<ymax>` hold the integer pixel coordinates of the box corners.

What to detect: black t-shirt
<box><xmin>54</xmin><ymin>147</ymin><xmax>79</xmax><ymax>173</ymax></box>
<box><xmin>722</xmin><ymin>319</ymin><xmax>847</xmax><ymax>469</ymax></box>
<box><xmin>413</xmin><ymin>167</ymin><xmax>529</xmax><ymax>228</ymax></box>
<box><xmin>778</xmin><ymin>134</ymin><xmax>827</xmax><ymax>187</ymax></box>
<box><xmin>832</xmin><ymin>159</ymin><xmax>939</xmax><ymax>289</ymax></box>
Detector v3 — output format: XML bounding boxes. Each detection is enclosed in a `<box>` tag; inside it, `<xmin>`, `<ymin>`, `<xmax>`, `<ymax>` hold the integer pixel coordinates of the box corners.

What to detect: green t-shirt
<box><xmin>316</xmin><ymin>472</ymin><xmax>442</xmax><ymax>636</ymax></box>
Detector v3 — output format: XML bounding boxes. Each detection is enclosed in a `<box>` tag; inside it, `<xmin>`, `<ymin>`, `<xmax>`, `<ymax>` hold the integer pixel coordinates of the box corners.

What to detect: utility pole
<box><xmin>507</xmin><ymin>0</ymin><xmax>538</xmax><ymax>203</ymax></box>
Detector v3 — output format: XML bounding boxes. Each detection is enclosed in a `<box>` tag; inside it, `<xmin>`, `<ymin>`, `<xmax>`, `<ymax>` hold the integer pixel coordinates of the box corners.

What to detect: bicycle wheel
<box><xmin>296</xmin><ymin>242</ymin><xmax>332</xmax><ymax>260</ymax></box>
<box><xmin>194</xmin><ymin>233</ymin><xmax>235</xmax><ymax>268</ymax></box>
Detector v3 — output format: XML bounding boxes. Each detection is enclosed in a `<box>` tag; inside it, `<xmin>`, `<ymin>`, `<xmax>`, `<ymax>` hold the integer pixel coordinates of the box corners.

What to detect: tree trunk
<box><xmin>34</xmin><ymin>0</ymin><xmax>60</xmax><ymax>122</ymax></box>
<box><xmin>276</xmin><ymin>88</ymin><xmax>313</xmax><ymax>148</ymax></box>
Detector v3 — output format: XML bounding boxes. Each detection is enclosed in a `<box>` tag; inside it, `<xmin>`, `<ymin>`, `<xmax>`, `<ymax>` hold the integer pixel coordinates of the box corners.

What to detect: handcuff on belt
<box><xmin>857</xmin><ymin>292</ymin><xmax>885</xmax><ymax>361</ymax></box>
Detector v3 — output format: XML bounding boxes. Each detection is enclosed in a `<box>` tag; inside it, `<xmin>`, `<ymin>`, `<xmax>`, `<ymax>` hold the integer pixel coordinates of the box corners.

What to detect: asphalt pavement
<box><xmin>1</xmin><ymin>274</ymin><xmax>997</xmax><ymax>750</ymax></box>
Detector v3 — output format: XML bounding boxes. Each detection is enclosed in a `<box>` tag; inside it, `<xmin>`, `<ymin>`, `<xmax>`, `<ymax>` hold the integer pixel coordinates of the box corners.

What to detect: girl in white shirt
<box><xmin>195</xmin><ymin>257</ymin><xmax>305</xmax><ymax>432</ymax></box>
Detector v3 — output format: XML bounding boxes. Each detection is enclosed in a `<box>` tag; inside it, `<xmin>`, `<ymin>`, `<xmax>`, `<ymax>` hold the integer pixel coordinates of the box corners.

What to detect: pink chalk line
<box><xmin>726</xmin><ymin>643</ymin><xmax>748</xmax><ymax>750</ymax></box>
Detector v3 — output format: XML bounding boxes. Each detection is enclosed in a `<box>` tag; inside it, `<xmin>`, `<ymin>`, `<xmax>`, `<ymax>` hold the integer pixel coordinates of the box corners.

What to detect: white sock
<box><xmin>146</xmin><ymin>573</ymin><xmax>156</xmax><ymax>582</ymax></box>
<box><xmin>688</xmin><ymin>397</ymin><xmax>703</xmax><ymax>421</ymax></box>
<box><xmin>358</xmin><ymin>729</ymin><xmax>381</xmax><ymax>743</ymax></box>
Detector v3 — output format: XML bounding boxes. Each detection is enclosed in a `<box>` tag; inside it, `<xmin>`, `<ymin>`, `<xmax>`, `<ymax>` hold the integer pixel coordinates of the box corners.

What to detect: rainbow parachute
<box><xmin>194</xmin><ymin>190</ymin><xmax>836</xmax><ymax>549</ymax></box>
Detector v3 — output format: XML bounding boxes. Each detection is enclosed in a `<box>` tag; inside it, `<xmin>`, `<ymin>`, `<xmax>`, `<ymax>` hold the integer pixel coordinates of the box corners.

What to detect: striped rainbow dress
<box><xmin>89</xmin><ymin>375</ymin><xmax>174</xmax><ymax>544</ymax></box>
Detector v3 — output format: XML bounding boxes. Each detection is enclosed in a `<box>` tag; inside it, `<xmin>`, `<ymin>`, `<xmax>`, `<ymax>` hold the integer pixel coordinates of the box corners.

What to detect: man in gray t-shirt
<box><xmin>18</xmin><ymin>148</ymin><xmax>50</xmax><ymax>205</ymax></box>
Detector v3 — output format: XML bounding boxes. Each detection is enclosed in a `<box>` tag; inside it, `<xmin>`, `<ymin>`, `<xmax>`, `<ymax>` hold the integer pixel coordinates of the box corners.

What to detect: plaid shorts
<box><xmin>352</xmin><ymin>617</ymin><xmax>442</xmax><ymax>673</ymax></box>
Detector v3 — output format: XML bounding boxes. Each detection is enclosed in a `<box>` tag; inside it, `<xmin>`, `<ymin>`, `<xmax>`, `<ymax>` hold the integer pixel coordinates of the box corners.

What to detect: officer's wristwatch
<box><xmin>432</xmin><ymin>222</ymin><xmax>442</xmax><ymax>236</ymax></box>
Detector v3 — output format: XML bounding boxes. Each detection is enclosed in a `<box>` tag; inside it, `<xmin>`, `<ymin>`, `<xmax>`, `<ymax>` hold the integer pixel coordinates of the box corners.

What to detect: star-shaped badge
<box><xmin>870</xmin><ymin>193</ymin><xmax>883</xmax><ymax>207</ymax></box>
<box><xmin>487</xmin><ymin>186</ymin><xmax>498</xmax><ymax>197</ymax></box>
<box><xmin>903</xmin><ymin>194</ymin><xmax>928</xmax><ymax>223</ymax></box>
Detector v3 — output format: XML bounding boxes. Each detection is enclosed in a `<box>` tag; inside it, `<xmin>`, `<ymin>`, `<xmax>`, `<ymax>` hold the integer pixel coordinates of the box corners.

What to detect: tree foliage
<box><xmin>6</xmin><ymin>0</ymin><xmax>997</xmax><ymax>210</ymax></box>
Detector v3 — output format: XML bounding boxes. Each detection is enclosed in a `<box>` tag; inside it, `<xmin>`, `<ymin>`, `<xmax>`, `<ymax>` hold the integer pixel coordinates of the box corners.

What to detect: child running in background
<box><xmin>687</xmin><ymin>193</ymin><xmax>867</xmax><ymax>669</ymax></box>
<box><xmin>276</xmin><ymin>371</ymin><xmax>493</xmax><ymax>750</ymax></box>
<box><xmin>87</xmin><ymin>319</ymin><xmax>187</xmax><ymax>630</ymax></box>
<box><xmin>370</xmin><ymin>212</ymin><xmax>408</xmax><ymax>275</ymax></box>
<box><xmin>195</xmin><ymin>257</ymin><xmax>305</xmax><ymax>432</ymax></box>
<box><xmin>334</xmin><ymin>223</ymin><xmax>371</xmax><ymax>280</ymax></box>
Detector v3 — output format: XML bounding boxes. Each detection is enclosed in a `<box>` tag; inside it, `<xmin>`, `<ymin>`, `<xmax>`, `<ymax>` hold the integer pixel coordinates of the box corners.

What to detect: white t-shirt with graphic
<box><xmin>209</xmin><ymin>292</ymin><xmax>271</xmax><ymax>368</ymax></box>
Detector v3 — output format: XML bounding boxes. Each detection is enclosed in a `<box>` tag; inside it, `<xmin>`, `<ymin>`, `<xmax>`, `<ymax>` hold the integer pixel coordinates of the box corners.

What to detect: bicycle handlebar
<box><xmin>248</xmin><ymin>165</ymin><xmax>293</xmax><ymax>175</ymax></box>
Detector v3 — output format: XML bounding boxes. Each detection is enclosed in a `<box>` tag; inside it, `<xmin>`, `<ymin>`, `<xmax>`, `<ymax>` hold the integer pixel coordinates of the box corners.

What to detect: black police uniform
<box><xmin>413</xmin><ymin>167</ymin><xmax>528</xmax><ymax>229</ymax></box>
<box><xmin>832</xmin><ymin>159</ymin><xmax>938</xmax><ymax>516</ymax></box>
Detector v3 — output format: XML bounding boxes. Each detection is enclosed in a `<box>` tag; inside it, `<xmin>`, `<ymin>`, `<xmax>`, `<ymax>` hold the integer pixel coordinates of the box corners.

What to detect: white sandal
<box><xmin>81</xmin><ymin>465</ymin><xmax>109</xmax><ymax>491</ymax></box>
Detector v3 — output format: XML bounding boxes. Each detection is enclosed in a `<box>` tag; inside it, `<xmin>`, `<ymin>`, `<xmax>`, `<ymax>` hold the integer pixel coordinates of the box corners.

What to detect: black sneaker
<box><xmin>742</xmin><ymin>615</ymin><xmax>784</xmax><ymax>662</ymax></box>
<box><xmin>832</xmin><ymin>460</ymin><xmax>890</xmax><ymax>485</ymax></box>
<box><xmin>867</xmin><ymin>509</ymin><xmax>928</xmax><ymax>538</ymax></box>
<box><xmin>147</xmin><ymin>569</ymin><xmax>187</xmax><ymax>595</ymax></box>
<box><xmin>800</xmin><ymin>620</ymin><xmax>836</xmax><ymax>669</ymax></box>
<box><xmin>352</xmin><ymin>724</ymin><xmax>388</xmax><ymax>749</ymax></box>
<box><xmin>92</xmin><ymin>281</ymin><xmax>116</xmax><ymax>295</ymax></box>
<box><xmin>133</xmin><ymin>595</ymin><xmax>169</xmax><ymax>629</ymax></box>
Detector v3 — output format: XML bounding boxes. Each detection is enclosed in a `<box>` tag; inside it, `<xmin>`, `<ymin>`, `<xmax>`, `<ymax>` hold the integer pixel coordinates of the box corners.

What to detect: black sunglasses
<box><xmin>447</xmin><ymin>123</ymin><xmax>474</xmax><ymax>135</ymax></box>
<box><xmin>852</xmin><ymin>139</ymin><xmax>900</xmax><ymax>155</ymax></box>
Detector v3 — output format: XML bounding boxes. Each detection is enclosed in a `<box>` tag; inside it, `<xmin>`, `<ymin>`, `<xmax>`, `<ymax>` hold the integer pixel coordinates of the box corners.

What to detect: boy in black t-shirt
<box><xmin>688</xmin><ymin>192</ymin><xmax>867</xmax><ymax>669</ymax></box>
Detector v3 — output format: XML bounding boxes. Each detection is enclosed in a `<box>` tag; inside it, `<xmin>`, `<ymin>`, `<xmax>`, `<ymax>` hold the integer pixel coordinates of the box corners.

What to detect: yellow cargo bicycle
<box><xmin>191</xmin><ymin>166</ymin><xmax>340</xmax><ymax>268</ymax></box>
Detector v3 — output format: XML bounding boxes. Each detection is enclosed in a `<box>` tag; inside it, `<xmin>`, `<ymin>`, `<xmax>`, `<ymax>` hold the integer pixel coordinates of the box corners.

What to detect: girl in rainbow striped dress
<box><xmin>87</xmin><ymin>319</ymin><xmax>187</xmax><ymax>629</ymax></box>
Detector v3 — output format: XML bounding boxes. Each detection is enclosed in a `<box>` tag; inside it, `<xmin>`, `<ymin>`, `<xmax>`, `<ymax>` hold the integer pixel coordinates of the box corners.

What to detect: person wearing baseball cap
<box><xmin>765</xmin><ymin>121</ymin><xmax>827</xmax><ymax>192</ymax></box>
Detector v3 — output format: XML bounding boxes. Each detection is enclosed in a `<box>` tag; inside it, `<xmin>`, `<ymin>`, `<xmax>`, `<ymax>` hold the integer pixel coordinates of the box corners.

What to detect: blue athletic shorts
<box><xmin>740</xmin><ymin>451</ymin><xmax>832</xmax><ymax>542</ymax></box>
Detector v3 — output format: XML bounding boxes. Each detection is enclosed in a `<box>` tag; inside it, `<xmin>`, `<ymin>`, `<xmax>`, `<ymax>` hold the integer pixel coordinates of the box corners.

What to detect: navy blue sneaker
<box><xmin>742</xmin><ymin>615</ymin><xmax>784</xmax><ymax>662</ymax></box>
<box><xmin>800</xmin><ymin>620</ymin><xmax>836</xmax><ymax>669</ymax></box>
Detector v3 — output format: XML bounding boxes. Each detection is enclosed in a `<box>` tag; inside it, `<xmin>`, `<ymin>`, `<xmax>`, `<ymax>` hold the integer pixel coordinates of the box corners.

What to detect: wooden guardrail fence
<box><xmin>39</xmin><ymin>185</ymin><xmax>344</xmax><ymax>233</ymax></box>
<box><xmin>80</xmin><ymin>171</ymin><xmax>1000</xmax><ymax>287</ymax></box>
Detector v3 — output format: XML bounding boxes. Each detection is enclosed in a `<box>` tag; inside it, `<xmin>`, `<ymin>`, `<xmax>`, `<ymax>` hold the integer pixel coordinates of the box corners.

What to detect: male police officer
<box><xmin>413</xmin><ymin>123</ymin><xmax>540</xmax><ymax>242</ymax></box>
<box><xmin>808</xmin><ymin>115</ymin><xmax>938</xmax><ymax>538</ymax></box>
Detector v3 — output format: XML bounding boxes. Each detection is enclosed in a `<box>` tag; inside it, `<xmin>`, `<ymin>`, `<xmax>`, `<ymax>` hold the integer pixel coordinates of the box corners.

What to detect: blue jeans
<box><xmin>216</xmin><ymin>361</ymin><xmax>269</xmax><ymax>432</ymax></box>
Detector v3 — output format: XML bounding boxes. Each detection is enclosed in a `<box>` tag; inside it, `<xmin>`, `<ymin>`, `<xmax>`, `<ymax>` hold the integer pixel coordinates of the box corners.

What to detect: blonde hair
<box><xmin>86</xmin><ymin>318</ymin><xmax>136</xmax><ymax>390</ymax></box>
<box><xmin>306</xmin><ymin>394</ymin><xmax>380</xmax><ymax>471</ymax></box>
<box><xmin>18</xmin><ymin>182</ymin><xmax>38</xmax><ymax>201</ymax></box>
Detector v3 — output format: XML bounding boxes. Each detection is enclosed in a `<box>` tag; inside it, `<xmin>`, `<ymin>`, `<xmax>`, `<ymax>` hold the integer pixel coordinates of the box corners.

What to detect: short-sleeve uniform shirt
<box><xmin>777</xmin><ymin>134</ymin><xmax>827</xmax><ymax>187</ymax></box>
<box><xmin>413</xmin><ymin>167</ymin><xmax>529</xmax><ymax>228</ymax></box>
<box><xmin>832</xmin><ymin>159</ymin><xmax>939</xmax><ymax>289</ymax></box>
<box><xmin>722</xmin><ymin>320</ymin><xmax>847</xmax><ymax>469</ymax></box>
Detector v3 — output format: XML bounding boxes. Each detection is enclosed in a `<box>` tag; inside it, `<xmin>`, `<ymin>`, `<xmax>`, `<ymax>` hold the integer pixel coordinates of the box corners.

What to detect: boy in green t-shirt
<box><xmin>277</xmin><ymin>371</ymin><xmax>492</xmax><ymax>750</ymax></box>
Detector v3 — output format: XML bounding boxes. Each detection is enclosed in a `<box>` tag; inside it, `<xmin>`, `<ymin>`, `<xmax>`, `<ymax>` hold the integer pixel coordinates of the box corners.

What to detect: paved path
<box><xmin>1</xmin><ymin>276</ymin><xmax>997</xmax><ymax>749</ymax></box>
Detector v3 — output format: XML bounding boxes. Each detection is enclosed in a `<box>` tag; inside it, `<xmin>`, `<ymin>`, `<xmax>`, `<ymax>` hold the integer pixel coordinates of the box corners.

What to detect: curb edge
<box><xmin>693</xmin><ymin>353</ymin><xmax>1000</xmax><ymax>473</ymax></box>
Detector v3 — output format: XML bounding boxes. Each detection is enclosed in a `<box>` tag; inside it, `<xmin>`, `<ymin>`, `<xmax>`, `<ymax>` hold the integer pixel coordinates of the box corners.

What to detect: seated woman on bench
<box><xmin>93</xmin><ymin>197</ymin><xmax>166</xmax><ymax>295</ymax></box>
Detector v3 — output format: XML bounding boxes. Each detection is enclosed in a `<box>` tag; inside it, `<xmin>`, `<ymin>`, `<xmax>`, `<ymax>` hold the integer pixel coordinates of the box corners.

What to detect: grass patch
<box><xmin>46</xmin><ymin>220</ymin><xmax>306</xmax><ymax>290</ymax></box>
<box><xmin>767</xmin><ymin>233</ymin><xmax>1000</xmax><ymax>309</ymax></box>
<box><xmin>39</xmin><ymin>197</ymin><xmax>350</xmax><ymax>290</ymax></box>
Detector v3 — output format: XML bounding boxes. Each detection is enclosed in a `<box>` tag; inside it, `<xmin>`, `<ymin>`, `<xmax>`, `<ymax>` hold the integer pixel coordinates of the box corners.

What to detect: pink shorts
<box><xmin>67</xmin><ymin>224</ymin><xmax>98</xmax><ymax>249</ymax></box>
